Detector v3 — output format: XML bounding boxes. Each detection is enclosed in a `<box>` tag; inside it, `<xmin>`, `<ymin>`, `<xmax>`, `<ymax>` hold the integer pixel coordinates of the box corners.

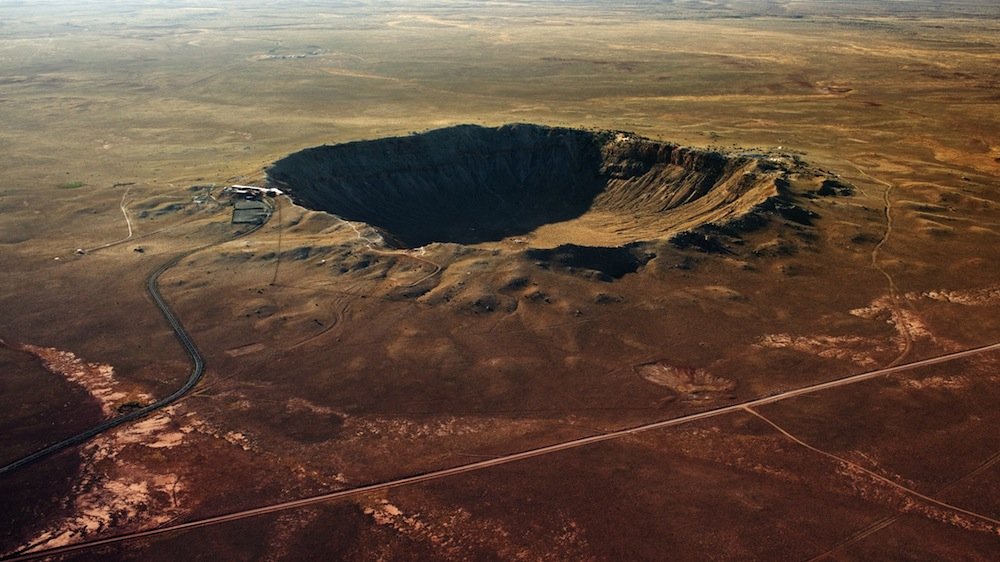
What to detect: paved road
<box><xmin>0</xmin><ymin>202</ymin><xmax>272</xmax><ymax>478</ymax></box>
<box><xmin>7</xmin><ymin>339</ymin><xmax>999</xmax><ymax>560</ymax></box>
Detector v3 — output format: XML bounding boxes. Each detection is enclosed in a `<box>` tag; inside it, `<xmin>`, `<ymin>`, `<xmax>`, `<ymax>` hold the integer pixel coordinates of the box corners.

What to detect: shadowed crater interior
<box><xmin>526</xmin><ymin>244</ymin><xmax>652</xmax><ymax>280</ymax></box>
<box><xmin>268</xmin><ymin>124</ymin><xmax>810</xmax><ymax>249</ymax></box>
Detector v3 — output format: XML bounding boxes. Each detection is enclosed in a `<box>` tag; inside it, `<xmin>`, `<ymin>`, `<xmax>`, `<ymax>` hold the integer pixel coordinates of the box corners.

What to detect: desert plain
<box><xmin>0</xmin><ymin>1</ymin><xmax>999</xmax><ymax>560</ymax></box>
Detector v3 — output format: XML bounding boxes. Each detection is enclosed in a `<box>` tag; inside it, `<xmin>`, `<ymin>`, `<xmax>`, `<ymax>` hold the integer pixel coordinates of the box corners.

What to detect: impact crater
<box><xmin>268</xmin><ymin>124</ymin><xmax>834</xmax><ymax>250</ymax></box>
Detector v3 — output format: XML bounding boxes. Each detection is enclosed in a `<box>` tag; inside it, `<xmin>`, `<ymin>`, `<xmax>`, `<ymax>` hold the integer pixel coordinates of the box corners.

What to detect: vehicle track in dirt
<box><xmin>744</xmin><ymin>407</ymin><xmax>1000</xmax><ymax>530</ymax></box>
<box><xmin>850</xmin><ymin>161</ymin><xmax>914</xmax><ymax>366</ymax></box>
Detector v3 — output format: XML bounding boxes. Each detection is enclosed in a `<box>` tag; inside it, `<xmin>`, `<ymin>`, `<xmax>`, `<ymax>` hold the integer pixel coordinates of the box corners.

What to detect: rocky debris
<box><xmin>634</xmin><ymin>362</ymin><xmax>736</xmax><ymax>398</ymax></box>
<box><xmin>816</xmin><ymin>178</ymin><xmax>854</xmax><ymax>196</ymax></box>
<box><xmin>752</xmin><ymin>238</ymin><xmax>798</xmax><ymax>257</ymax></box>
<box><xmin>499</xmin><ymin>276</ymin><xmax>532</xmax><ymax>292</ymax></box>
<box><xmin>850</xmin><ymin>232</ymin><xmax>882</xmax><ymax>245</ymax></box>
<box><xmin>594</xmin><ymin>292</ymin><xmax>624</xmax><ymax>304</ymax></box>
<box><xmin>464</xmin><ymin>294</ymin><xmax>517</xmax><ymax>314</ymax></box>
<box><xmin>669</xmin><ymin>231</ymin><xmax>732</xmax><ymax>254</ymax></box>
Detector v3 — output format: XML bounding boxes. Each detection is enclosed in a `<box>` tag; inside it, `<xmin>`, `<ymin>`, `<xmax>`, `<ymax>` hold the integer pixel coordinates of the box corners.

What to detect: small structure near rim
<box><xmin>225</xmin><ymin>185</ymin><xmax>277</xmax><ymax>225</ymax></box>
<box><xmin>232</xmin><ymin>199</ymin><xmax>270</xmax><ymax>224</ymax></box>
<box><xmin>225</xmin><ymin>184</ymin><xmax>283</xmax><ymax>198</ymax></box>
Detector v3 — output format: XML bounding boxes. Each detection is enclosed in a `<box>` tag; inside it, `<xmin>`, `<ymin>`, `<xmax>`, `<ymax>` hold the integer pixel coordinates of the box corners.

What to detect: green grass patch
<box><xmin>57</xmin><ymin>180</ymin><xmax>85</xmax><ymax>189</ymax></box>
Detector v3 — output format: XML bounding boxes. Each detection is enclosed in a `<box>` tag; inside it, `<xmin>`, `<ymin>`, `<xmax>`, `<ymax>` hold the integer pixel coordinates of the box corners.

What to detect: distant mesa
<box><xmin>268</xmin><ymin>124</ymin><xmax>838</xmax><ymax>251</ymax></box>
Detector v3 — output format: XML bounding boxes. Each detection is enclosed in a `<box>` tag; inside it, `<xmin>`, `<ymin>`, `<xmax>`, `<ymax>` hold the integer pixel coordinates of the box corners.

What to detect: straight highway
<box><xmin>6</xmin><ymin>339</ymin><xmax>999</xmax><ymax>561</ymax></box>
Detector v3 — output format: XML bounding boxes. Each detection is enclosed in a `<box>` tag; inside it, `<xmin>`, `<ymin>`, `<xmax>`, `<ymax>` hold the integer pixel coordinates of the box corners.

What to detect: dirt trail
<box><xmin>806</xmin><ymin>446</ymin><xmax>1000</xmax><ymax>561</ymax></box>
<box><xmin>266</xmin><ymin>176</ymin><xmax>443</xmax><ymax>289</ymax></box>
<box><xmin>82</xmin><ymin>185</ymin><xmax>133</xmax><ymax>253</ymax></box>
<box><xmin>333</xmin><ymin>214</ymin><xmax>442</xmax><ymax>288</ymax></box>
<box><xmin>850</xmin><ymin>162</ymin><xmax>913</xmax><ymax>366</ymax></box>
<box><xmin>744</xmin><ymin>407</ymin><xmax>1000</xmax><ymax>530</ymax></box>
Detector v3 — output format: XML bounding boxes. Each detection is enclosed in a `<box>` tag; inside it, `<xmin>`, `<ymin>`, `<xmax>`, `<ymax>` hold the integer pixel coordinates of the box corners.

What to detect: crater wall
<box><xmin>268</xmin><ymin>124</ymin><xmax>807</xmax><ymax>249</ymax></box>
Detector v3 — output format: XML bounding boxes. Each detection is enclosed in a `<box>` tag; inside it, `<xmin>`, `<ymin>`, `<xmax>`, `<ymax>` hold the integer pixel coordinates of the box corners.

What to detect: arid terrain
<box><xmin>1</xmin><ymin>1</ymin><xmax>998</xmax><ymax>560</ymax></box>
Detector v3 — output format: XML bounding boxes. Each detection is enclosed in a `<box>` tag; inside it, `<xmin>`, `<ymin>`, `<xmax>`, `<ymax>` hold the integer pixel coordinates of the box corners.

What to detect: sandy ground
<box><xmin>1</xmin><ymin>1</ymin><xmax>999</xmax><ymax>559</ymax></box>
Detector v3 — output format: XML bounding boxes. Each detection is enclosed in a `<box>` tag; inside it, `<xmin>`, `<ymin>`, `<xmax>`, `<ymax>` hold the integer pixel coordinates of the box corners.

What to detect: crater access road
<box><xmin>0</xmin><ymin>199</ymin><xmax>272</xmax><ymax>477</ymax></box>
